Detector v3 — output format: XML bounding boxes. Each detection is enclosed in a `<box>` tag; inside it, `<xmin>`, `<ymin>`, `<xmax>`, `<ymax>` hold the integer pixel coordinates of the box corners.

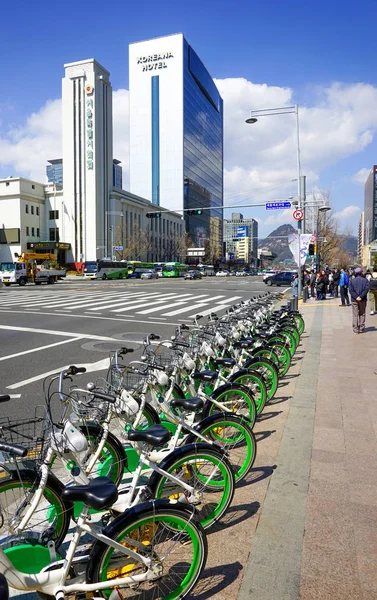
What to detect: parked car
<box><xmin>216</xmin><ymin>270</ymin><xmax>230</xmax><ymax>277</ymax></box>
<box><xmin>264</xmin><ymin>271</ymin><xmax>296</xmax><ymax>287</ymax></box>
<box><xmin>140</xmin><ymin>270</ymin><xmax>159</xmax><ymax>280</ymax></box>
<box><xmin>262</xmin><ymin>270</ymin><xmax>277</xmax><ymax>281</ymax></box>
<box><xmin>185</xmin><ymin>270</ymin><xmax>202</xmax><ymax>280</ymax></box>
<box><xmin>235</xmin><ymin>271</ymin><xmax>247</xmax><ymax>277</ymax></box>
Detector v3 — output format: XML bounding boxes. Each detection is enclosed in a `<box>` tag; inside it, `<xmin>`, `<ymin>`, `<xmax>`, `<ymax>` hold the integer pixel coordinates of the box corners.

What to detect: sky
<box><xmin>1</xmin><ymin>0</ymin><xmax>377</xmax><ymax>237</ymax></box>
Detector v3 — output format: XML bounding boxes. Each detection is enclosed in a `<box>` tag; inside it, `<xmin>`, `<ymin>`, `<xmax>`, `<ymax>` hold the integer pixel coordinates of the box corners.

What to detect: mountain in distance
<box><xmin>259</xmin><ymin>224</ymin><xmax>359</xmax><ymax>264</ymax></box>
<box><xmin>259</xmin><ymin>224</ymin><xmax>297</xmax><ymax>263</ymax></box>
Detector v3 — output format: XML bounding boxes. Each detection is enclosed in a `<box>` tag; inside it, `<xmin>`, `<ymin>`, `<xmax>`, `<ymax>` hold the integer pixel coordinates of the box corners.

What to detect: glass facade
<box><xmin>113</xmin><ymin>160</ymin><xmax>123</xmax><ymax>190</ymax></box>
<box><xmin>183</xmin><ymin>41</ymin><xmax>223</xmax><ymax>257</ymax></box>
<box><xmin>46</xmin><ymin>159</ymin><xmax>63</xmax><ymax>185</ymax></box>
<box><xmin>364</xmin><ymin>166</ymin><xmax>377</xmax><ymax>245</ymax></box>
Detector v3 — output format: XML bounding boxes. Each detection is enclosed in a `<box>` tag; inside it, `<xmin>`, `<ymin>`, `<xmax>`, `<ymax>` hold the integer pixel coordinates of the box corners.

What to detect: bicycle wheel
<box><xmin>243</xmin><ymin>358</ymin><xmax>279</xmax><ymax>401</ymax></box>
<box><xmin>149</xmin><ymin>443</ymin><xmax>235</xmax><ymax>530</ymax></box>
<box><xmin>0</xmin><ymin>467</ymin><xmax>72</xmax><ymax>549</ymax></box>
<box><xmin>204</xmin><ymin>382</ymin><xmax>257</xmax><ymax>429</ymax></box>
<box><xmin>185</xmin><ymin>413</ymin><xmax>256</xmax><ymax>483</ymax></box>
<box><xmin>79</xmin><ymin>424</ymin><xmax>127</xmax><ymax>486</ymax></box>
<box><xmin>267</xmin><ymin>342</ymin><xmax>291</xmax><ymax>377</ymax></box>
<box><xmin>87</xmin><ymin>500</ymin><xmax>207</xmax><ymax>599</ymax></box>
<box><xmin>228</xmin><ymin>369</ymin><xmax>267</xmax><ymax>415</ymax></box>
<box><xmin>292</xmin><ymin>313</ymin><xmax>305</xmax><ymax>336</ymax></box>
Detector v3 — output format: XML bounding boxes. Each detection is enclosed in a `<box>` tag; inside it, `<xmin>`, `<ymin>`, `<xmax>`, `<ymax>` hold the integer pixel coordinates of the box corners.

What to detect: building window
<box><xmin>32</xmin><ymin>227</ymin><xmax>35</xmax><ymax>236</ymax></box>
<box><xmin>37</xmin><ymin>228</ymin><xmax>40</xmax><ymax>237</ymax></box>
<box><xmin>49</xmin><ymin>228</ymin><xmax>59</xmax><ymax>242</ymax></box>
<box><xmin>49</xmin><ymin>210</ymin><xmax>59</xmax><ymax>220</ymax></box>
<box><xmin>26</xmin><ymin>226</ymin><xmax>30</xmax><ymax>236</ymax></box>
<box><xmin>31</xmin><ymin>184</ymin><xmax>35</xmax><ymax>189</ymax></box>
<box><xmin>31</xmin><ymin>206</ymin><xmax>34</xmax><ymax>215</ymax></box>
<box><xmin>36</xmin><ymin>207</ymin><xmax>39</xmax><ymax>216</ymax></box>
<box><xmin>5</xmin><ymin>182</ymin><xmax>9</xmax><ymax>186</ymax></box>
<box><xmin>25</xmin><ymin>205</ymin><xmax>29</xmax><ymax>214</ymax></box>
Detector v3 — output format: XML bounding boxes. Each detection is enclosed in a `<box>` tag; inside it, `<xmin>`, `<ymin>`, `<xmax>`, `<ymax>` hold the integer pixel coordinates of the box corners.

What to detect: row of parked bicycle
<box><xmin>0</xmin><ymin>291</ymin><xmax>304</xmax><ymax>599</ymax></box>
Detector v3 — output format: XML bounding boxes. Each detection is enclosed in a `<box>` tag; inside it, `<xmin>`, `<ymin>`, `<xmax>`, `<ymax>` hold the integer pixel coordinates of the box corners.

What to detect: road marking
<box><xmin>136</xmin><ymin>300</ymin><xmax>189</xmax><ymax>314</ymax></box>
<box><xmin>163</xmin><ymin>303</ymin><xmax>210</xmax><ymax>316</ymax></box>
<box><xmin>89</xmin><ymin>292</ymin><xmax>177</xmax><ymax>312</ymax></box>
<box><xmin>150</xmin><ymin>316</ymin><xmax>166</xmax><ymax>320</ymax></box>
<box><xmin>7</xmin><ymin>357</ymin><xmax>111</xmax><ymax>390</ymax></box>
<box><xmin>0</xmin><ymin>337</ymin><xmax>80</xmax><ymax>362</ymax></box>
<box><xmin>186</xmin><ymin>304</ymin><xmax>232</xmax><ymax>318</ymax></box>
<box><xmin>41</xmin><ymin>291</ymin><xmax>148</xmax><ymax>310</ymax></box>
<box><xmin>0</xmin><ymin>324</ymin><xmax>115</xmax><ymax>341</ymax></box>
<box><xmin>9</xmin><ymin>394</ymin><xmax>21</xmax><ymax>398</ymax></box>
<box><xmin>112</xmin><ymin>298</ymin><xmax>175</xmax><ymax>313</ymax></box>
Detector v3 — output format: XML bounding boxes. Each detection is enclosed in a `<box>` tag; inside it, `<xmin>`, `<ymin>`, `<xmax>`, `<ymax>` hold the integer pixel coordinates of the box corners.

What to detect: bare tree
<box><xmin>114</xmin><ymin>222</ymin><xmax>152</xmax><ymax>261</ymax></box>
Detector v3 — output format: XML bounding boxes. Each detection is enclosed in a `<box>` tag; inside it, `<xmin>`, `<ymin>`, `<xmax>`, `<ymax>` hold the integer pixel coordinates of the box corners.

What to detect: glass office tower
<box><xmin>129</xmin><ymin>34</ymin><xmax>223</xmax><ymax>258</ymax></box>
<box><xmin>46</xmin><ymin>159</ymin><xmax>63</xmax><ymax>185</ymax></box>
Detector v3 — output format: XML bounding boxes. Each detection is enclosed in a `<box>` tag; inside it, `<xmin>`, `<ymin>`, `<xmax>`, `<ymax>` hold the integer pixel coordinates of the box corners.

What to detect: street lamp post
<box><xmin>246</xmin><ymin>105</ymin><xmax>302</xmax><ymax>294</ymax></box>
<box><xmin>105</xmin><ymin>211</ymin><xmax>123</xmax><ymax>259</ymax></box>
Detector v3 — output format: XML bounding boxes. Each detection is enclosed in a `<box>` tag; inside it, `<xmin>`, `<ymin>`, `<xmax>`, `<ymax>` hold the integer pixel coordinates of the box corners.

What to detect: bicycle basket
<box><xmin>151</xmin><ymin>344</ymin><xmax>180</xmax><ymax>369</ymax></box>
<box><xmin>69</xmin><ymin>387</ymin><xmax>109</xmax><ymax>422</ymax></box>
<box><xmin>118</xmin><ymin>366</ymin><xmax>149</xmax><ymax>393</ymax></box>
<box><xmin>0</xmin><ymin>408</ymin><xmax>50</xmax><ymax>463</ymax></box>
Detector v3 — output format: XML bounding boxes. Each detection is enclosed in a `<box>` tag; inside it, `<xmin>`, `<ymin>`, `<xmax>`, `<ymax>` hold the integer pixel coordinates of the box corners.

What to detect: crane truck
<box><xmin>0</xmin><ymin>253</ymin><xmax>66</xmax><ymax>286</ymax></box>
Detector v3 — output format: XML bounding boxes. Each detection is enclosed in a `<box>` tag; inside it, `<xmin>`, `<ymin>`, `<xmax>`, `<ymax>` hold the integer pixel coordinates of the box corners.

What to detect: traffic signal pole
<box><xmin>146</xmin><ymin>201</ymin><xmax>290</xmax><ymax>217</ymax></box>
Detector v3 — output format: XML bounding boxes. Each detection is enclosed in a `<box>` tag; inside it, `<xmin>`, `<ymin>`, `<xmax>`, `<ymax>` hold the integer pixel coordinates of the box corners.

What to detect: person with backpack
<box><xmin>349</xmin><ymin>267</ymin><xmax>369</xmax><ymax>333</ymax></box>
<box><xmin>339</xmin><ymin>268</ymin><xmax>350</xmax><ymax>306</ymax></box>
<box><xmin>368</xmin><ymin>268</ymin><xmax>377</xmax><ymax>314</ymax></box>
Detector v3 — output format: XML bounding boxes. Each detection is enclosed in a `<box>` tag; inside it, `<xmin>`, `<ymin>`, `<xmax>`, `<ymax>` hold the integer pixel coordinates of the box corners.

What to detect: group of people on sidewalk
<box><xmin>294</xmin><ymin>265</ymin><xmax>377</xmax><ymax>334</ymax></box>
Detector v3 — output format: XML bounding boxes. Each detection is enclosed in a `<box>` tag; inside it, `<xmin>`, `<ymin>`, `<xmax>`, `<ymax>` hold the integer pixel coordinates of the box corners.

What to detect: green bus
<box><xmin>84</xmin><ymin>260</ymin><xmax>129</xmax><ymax>280</ymax></box>
<box><xmin>163</xmin><ymin>262</ymin><xmax>189</xmax><ymax>277</ymax></box>
<box><xmin>127</xmin><ymin>261</ymin><xmax>155</xmax><ymax>275</ymax></box>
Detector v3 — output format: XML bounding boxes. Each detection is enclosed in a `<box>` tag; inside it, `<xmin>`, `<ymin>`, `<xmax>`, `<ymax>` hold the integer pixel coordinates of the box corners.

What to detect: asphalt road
<box><xmin>0</xmin><ymin>275</ymin><xmax>270</xmax><ymax>419</ymax></box>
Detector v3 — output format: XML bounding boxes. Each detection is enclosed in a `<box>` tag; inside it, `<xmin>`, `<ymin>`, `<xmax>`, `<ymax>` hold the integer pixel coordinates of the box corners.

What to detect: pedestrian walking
<box><xmin>368</xmin><ymin>268</ymin><xmax>377</xmax><ymax>314</ymax></box>
<box><xmin>328</xmin><ymin>271</ymin><xmax>334</xmax><ymax>297</ymax></box>
<box><xmin>309</xmin><ymin>271</ymin><xmax>316</xmax><ymax>297</ymax></box>
<box><xmin>349</xmin><ymin>267</ymin><xmax>369</xmax><ymax>334</ymax></box>
<box><xmin>321</xmin><ymin>269</ymin><xmax>329</xmax><ymax>299</ymax></box>
<box><xmin>339</xmin><ymin>268</ymin><xmax>350</xmax><ymax>306</ymax></box>
<box><xmin>333</xmin><ymin>269</ymin><xmax>340</xmax><ymax>297</ymax></box>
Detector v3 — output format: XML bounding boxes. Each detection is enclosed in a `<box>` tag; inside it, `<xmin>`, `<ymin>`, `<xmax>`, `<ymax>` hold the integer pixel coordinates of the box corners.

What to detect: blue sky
<box><xmin>1</xmin><ymin>0</ymin><xmax>377</xmax><ymax>236</ymax></box>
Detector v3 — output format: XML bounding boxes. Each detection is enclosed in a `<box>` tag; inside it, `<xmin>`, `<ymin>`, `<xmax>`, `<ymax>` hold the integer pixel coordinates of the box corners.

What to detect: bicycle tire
<box><xmin>203</xmin><ymin>382</ymin><xmax>257</xmax><ymax>429</ymax></box>
<box><xmin>148</xmin><ymin>442</ymin><xmax>235</xmax><ymax>530</ymax></box>
<box><xmin>185</xmin><ymin>412</ymin><xmax>256</xmax><ymax>483</ymax></box>
<box><xmin>267</xmin><ymin>341</ymin><xmax>291</xmax><ymax>377</ymax></box>
<box><xmin>227</xmin><ymin>369</ymin><xmax>268</xmax><ymax>415</ymax></box>
<box><xmin>0</xmin><ymin>467</ymin><xmax>72</xmax><ymax>550</ymax></box>
<box><xmin>243</xmin><ymin>357</ymin><xmax>279</xmax><ymax>401</ymax></box>
<box><xmin>86</xmin><ymin>499</ymin><xmax>207</xmax><ymax>599</ymax></box>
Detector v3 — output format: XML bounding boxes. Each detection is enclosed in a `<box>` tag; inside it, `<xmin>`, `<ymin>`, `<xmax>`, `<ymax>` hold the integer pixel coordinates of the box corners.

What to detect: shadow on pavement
<box><xmin>268</xmin><ymin>395</ymin><xmax>290</xmax><ymax>405</ymax></box>
<box><xmin>255</xmin><ymin>429</ymin><xmax>276</xmax><ymax>442</ymax></box>
<box><xmin>257</xmin><ymin>410</ymin><xmax>283</xmax><ymax>421</ymax></box>
<box><xmin>235</xmin><ymin>465</ymin><xmax>277</xmax><ymax>489</ymax></box>
<box><xmin>213</xmin><ymin>500</ymin><xmax>261</xmax><ymax>531</ymax></box>
<box><xmin>188</xmin><ymin>561</ymin><xmax>243</xmax><ymax>599</ymax></box>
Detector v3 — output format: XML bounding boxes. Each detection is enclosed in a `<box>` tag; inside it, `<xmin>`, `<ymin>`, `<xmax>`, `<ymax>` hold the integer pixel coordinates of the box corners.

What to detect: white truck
<box><xmin>0</xmin><ymin>253</ymin><xmax>66</xmax><ymax>286</ymax></box>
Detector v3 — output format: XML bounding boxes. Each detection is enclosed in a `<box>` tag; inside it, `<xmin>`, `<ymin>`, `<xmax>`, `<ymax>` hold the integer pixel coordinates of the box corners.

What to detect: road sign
<box><xmin>293</xmin><ymin>209</ymin><xmax>304</xmax><ymax>221</ymax></box>
<box><xmin>265</xmin><ymin>202</ymin><xmax>292</xmax><ymax>210</ymax></box>
<box><xmin>187</xmin><ymin>248</ymin><xmax>205</xmax><ymax>257</ymax></box>
<box><xmin>114</xmin><ymin>246</ymin><xmax>123</xmax><ymax>251</ymax></box>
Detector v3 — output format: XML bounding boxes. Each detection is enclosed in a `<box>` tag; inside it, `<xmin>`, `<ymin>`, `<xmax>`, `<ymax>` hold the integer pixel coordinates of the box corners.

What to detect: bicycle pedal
<box><xmin>101</xmin><ymin>512</ymin><xmax>112</xmax><ymax>527</ymax></box>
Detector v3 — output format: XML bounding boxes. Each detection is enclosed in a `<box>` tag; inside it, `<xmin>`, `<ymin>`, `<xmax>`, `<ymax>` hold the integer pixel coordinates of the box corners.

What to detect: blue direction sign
<box><xmin>265</xmin><ymin>202</ymin><xmax>292</xmax><ymax>210</ymax></box>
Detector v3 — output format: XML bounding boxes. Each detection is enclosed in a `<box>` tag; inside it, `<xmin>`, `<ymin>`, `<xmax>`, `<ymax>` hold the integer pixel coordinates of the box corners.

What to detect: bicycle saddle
<box><xmin>127</xmin><ymin>424</ymin><xmax>171</xmax><ymax>447</ymax></box>
<box><xmin>192</xmin><ymin>370</ymin><xmax>218</xmax><ymax>382</ymax></box>
<box><xmin>0</xmin><ymin>574</ymin><xmax>8</xmax><ymax>600</ymax></box>
<box><xmin>233</xmin><ymin>340</ymin><xmax>253</xmax><ymax>349</ymax></box>
<box><xmin>212</xmin><ymin>357</ymin><xmax>236</xmax><ymax>368</ymax></box>
<box><xmin>61</xmin><ymin>477</ymin><xmax>118</xmax><ymax>511</ymax></box>
<box><xmin>170</xmin><ymin>397</ymin><xmax>204</xmax><ymax>412</ymax></box>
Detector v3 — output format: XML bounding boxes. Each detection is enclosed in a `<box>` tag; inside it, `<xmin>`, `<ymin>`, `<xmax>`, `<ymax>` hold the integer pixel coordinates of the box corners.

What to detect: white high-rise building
<box><xmin>62</xmin><ymin>59</ymin><xmax>113</xmax><ymax>262</ymax></box>
<box><xmin>129</xmin><ymin>34</ymin><xmax>223</xmax><ymax>258</ymax></box>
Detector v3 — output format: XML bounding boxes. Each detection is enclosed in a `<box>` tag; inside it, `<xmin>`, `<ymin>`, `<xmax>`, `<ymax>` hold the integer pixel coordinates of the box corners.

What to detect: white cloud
<box><xmin>333</xmin><ymin>204</ymin><xmax>361</xmax><ymax>222</ymax></box>
<box><xmin>352</xmin><ymin>167</ymin><xmax>370</xmax><ymax>185</ymax></box>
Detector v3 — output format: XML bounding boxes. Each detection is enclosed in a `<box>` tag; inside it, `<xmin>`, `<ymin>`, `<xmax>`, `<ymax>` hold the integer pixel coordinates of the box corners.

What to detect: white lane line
<box><xmin>150</xmin><ymin>317</ymin><xmax>166</xmax><ymax>320</ymax></box>
<box><xmin>88</xmin><ymin>292</ymin><xmax>174</xmax><ymax>312</ymax></box>
<box><xmin>0</xmin><ymin>337</ymin><xmax>80</xmax><ymax>362</ymax></box>
<box><xmin>0</xmin><ymin>324</ymin><xmax>115</xmax><ymax>341</ymax></box>
<box><xmin>112</xmin><ymin>298</ymin><xmax>174</xmax><ymax>313</ymax></box>
<box><xmin>9</xmin><ymin>394</ymin><xmax>21</xmax><ymax>398</ymax></box>
<box><xmin>219</xmin><ymin>296</ymin><xmax>243</xmax><ymax>303</ymax></box>
<box><xmin>26</xmin><ymin>291</ymin><xmax>144</xmax><ymax>309</ymax></box>
<box><xmin>136</xmin><ymin>300</ymin><xmax>189</xmax><ymax>314</ymax></box>
<box><xmin>162</xmin><ymin>303</ymin><xmax>210</xmax><ymax>316</ymax></box>
<box><xmin>7</xmin><ymin>357</ymin><xmax>111</xmax><ymax>390</ymax></box>
<box><xmin>186</xmin><ymin>304</ymin><xmax>232</xmax><ymax>318</ymax></box>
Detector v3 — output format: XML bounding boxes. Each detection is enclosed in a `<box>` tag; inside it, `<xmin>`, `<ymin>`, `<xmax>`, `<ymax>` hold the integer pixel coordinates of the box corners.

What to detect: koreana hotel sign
<box><xmin>137</xmin><ymin>52</ymin><xmax>174</xmax><ymax>71</ymax></box>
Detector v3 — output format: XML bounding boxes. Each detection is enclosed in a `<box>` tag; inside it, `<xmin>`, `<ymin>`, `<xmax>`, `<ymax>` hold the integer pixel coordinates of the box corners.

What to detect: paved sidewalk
<box><xmin>239</xmin><ymin>298</ymin><xmax>377</xmax><ymax>600</ymax></box>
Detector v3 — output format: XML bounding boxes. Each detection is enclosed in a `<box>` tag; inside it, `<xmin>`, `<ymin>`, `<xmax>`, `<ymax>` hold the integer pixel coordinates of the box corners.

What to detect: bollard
<box><xmin>303</xmin><ymin>286</ymin><xmax>309</xmax><ymax>303</ymax></box>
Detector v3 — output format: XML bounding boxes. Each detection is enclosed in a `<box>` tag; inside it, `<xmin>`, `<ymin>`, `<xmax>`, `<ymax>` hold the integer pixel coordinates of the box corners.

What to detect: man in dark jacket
<box><xmin>333</xmin><ymin>269</ymin><xmax>340</xmax><ymax>298</ymax></box>
<box><xmin>349</xmin><ymin>268</ymin><xmax>369</xmax><ymax>334</ymax></box>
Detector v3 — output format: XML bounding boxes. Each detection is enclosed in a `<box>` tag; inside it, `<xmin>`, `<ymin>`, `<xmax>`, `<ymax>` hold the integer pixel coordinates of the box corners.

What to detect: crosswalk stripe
<box><xmin>136</xmin><ymin>300</ymin><xmax>189</xmax><ymax>314</ymax></box>
<box><xmin>112</xmin><ymin>298</ymin><xmax>174</xmax><ymax>313</ymax></box>
<box><xmin>45</xmin><ymin>291</ymin><xmax>148</xmax><ymax>310</ymax></box>
<box><xmin>0</xmin><ymin>291</ymin><xmax>109</xmax><ymax>307</ymax></box>
<box><xmin>83</xmin><ymin>292</ymin><xmax>172</xmax><ymax>312</ymax></box>
<box><xmin>186</xmin><ymin>304</ymin><xmax>232</xmax><ymax>318</ymax></box>
<box><xmin>162</xmin><ymin>302</ymin><xmax>210</xmax><ymax>316</ymax></box>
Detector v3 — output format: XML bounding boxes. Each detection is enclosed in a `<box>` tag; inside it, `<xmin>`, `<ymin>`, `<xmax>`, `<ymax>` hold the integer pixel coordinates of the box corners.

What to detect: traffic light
<box><xmin>146</xmin><ymin>212</ymin><xmax>161</xmax><ymax>219</ymax></box>
<box><xmin>308</xmin><ymin>243</ymin><xmax>315</xmax><ymax>256</ymax></box>
<box><xmin>186</xmin><ymin>209</ymin><xmax>203</xmax><ymax>216</ymax></box>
